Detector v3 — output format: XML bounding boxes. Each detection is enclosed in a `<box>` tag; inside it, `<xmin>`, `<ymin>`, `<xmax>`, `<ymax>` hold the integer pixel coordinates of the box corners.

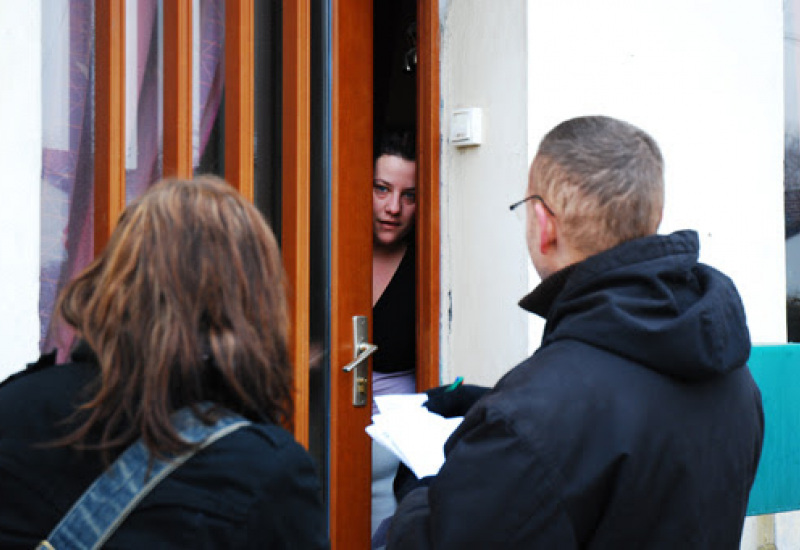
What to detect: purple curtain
<box><xmin>39</xmin><ymin>0</ymin><xmax>95</xmax><ymax>359</ymax></box>
<box><xmin>40</xmin><ymin>0</ymin><xmax>226</xmax><ymax>361</ymax></box>
<box><xmin>198</xmin><ymin>0</ymin><xmax>225</xmax><ymax>166</ymax></box>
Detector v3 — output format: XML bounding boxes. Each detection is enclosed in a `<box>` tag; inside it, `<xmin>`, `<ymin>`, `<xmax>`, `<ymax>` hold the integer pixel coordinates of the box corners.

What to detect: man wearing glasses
<box><xmin>387</xmin><ymin>116</ymin><xmax>764</xmax><ymax>549</ymax></box>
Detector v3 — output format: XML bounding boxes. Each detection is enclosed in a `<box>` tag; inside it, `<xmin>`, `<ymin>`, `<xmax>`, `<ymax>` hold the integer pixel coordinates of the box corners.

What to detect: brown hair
<box><xmin>375</xmin><ymin>128</ymin><xmax>416</xmax><ymax>162</ymax></box>
<box><xmin>530</xmin><ymin>116</ymin><xmax>664</xmax><ymax>255</ymax></box>
<box><xmin>56</xmin><ymin>175</ymin><xmax>291</xmax><ymax>458</ymax></box>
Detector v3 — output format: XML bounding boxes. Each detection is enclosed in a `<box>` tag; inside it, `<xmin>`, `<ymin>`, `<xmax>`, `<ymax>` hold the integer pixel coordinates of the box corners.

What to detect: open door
<box><xmin>323</xmin><ymin>0</ymin><xmax>440</xmax><ymax>547</ymax></box>
<box><xmin>289</xmin><ymin>1</ymin><xmax>440</xmax><ymax>547</ymax></box>
<box><xmin>327</xmin><ymin>2</ymin><xmax>374</xmax><ymax>547</ymax></box>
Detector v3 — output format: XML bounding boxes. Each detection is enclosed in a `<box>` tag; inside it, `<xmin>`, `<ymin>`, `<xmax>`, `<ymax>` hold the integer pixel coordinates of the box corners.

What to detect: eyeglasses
<box><xmin>508</xmin><ymin>194</ymin><xmax>556</xmax><ymax>222</ymax></box>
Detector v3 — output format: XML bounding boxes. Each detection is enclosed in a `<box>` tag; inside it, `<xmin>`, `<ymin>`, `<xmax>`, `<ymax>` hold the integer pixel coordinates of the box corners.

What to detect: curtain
<box><xmin>40</xmin><ymin>0</ymin><xmax>225</xmax><ymax>360</ymax></box>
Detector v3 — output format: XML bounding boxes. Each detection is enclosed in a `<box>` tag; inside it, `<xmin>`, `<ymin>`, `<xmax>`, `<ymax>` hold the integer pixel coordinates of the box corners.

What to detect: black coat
<box><xmin>388</xmin><ymin>231</ymin><xmax>764</xmax><ymax>549</ymax></box>
<box><xmin>0</xmin><ymin>349</ymin><xmax>329</xmax><ymax>549</ymax></box>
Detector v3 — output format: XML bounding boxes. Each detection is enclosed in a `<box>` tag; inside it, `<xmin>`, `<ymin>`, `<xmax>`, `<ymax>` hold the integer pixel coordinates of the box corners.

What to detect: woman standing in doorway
<box><xmin>370</xmin><ymin>130</ymin><xmax>417</xmax><ymax>540</ymax></box>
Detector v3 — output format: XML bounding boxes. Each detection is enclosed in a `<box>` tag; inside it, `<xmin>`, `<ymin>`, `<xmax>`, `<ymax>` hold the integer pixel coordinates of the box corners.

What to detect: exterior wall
<box><xmin>0</xmin><ymin>2</ymin><xmax>41</xmax><ymax>381</ymax></box>
<box><xmin>440</xmin><ymin>0</ymin><xmax>787</xmax><ymax>547</ymax></box>
<box><xmin>526</xmin><ymin>1</ymin><xmax>785</xmax><ymax>346</ymax></box>
<box><xmin>439</xmin><ymin>0</ymin><xmax>531</xmax><ymax>387</ymax></box>
<box><xmin>440</xmin><ymin>0</ymin><xmax>785</xmax><ymax>387</ymax></box>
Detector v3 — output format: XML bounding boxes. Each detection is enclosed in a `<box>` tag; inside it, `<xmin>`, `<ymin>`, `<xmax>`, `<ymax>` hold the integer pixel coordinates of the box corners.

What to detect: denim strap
<box><xmin>37</xmin><ymin>405</ymin><xmax>250</xmax><ymax>550</ymax></box>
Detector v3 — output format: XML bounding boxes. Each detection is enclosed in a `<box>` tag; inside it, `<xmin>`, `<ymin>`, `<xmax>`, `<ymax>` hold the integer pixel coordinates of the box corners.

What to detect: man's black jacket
<box><xmin>389</xmin><ymin>230</ymin><xmax>764</xmax><ymax>549</ymax></box>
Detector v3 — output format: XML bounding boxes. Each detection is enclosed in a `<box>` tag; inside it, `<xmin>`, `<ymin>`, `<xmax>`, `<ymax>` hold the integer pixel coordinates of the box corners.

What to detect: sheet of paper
<box><xmin>366</xmin><ymin>393</ymin><xmax>463</xmax><ymax>478</ymax></box>
<box><xmin>374</xmin><ymin>393</ymin><xmax>428</xmax><ymax>413</ymax></box>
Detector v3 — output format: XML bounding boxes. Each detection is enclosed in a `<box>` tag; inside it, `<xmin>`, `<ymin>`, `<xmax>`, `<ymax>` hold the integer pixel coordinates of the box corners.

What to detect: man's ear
<box><xmin>534</xmin><ymin>201</ymin><xmax>556</xmax><ymax>254</ymax></box>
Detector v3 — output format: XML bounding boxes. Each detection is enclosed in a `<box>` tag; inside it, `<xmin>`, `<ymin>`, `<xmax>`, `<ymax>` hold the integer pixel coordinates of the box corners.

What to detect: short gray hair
<box><xmin>530</xmin><ymin>116</ymin><xmax>664</xmax><ymax>255</ymax></box>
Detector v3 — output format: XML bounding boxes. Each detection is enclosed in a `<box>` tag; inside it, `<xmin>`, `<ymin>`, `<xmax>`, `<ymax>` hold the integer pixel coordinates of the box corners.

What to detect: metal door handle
<box><xmin>342</xmin><ymin>342</ymin><xmax>378</xmax><ymax>372</ymax></box>
<box><xmin>342</xmin><ymin>316</ymin><xmax>376</xmax><ymax>407</ymax></box>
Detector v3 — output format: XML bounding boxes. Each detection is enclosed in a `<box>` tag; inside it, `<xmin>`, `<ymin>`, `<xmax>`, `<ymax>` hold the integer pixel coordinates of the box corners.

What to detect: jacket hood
<box><xmin>519</xmin><ymin>230</ymin><xmax>751</xmax><ymax>381</ymax></box>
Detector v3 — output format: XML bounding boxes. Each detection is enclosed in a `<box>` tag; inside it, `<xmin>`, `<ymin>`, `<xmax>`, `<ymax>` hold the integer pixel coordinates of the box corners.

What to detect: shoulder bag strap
<box><xmin>37</xmin><ymin>405</ymin><xmax>250</xmax><ymax>550</ymax></box>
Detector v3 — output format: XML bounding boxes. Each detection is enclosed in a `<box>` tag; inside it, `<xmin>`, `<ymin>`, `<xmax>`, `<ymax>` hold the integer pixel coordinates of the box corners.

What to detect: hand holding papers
<box><xmin>366</xmin><ymin>393</ymin><xmax>463</xmax><ymax>479</ymax></box>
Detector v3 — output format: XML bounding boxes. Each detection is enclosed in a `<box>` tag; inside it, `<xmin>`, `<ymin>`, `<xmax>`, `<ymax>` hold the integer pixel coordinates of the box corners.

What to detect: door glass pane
<box><xmin>39</xmin><ymin>0</ymin><xmax>226</xmax><ymax>359</ymax></box>
<box><xmin>126</xmin><ymin>0</ymin><xmax>225</xmax><ymax>200</ymax></box>
<box><xmin>125</xmin><ymin>0</ymin><xmax>161</xmax><ymax>201</ymax></box>
<box><xmin>40</xmin><ymin>0</ymin><xmax>95</xmax><ymax>359</ymax></box>
<box><xmin>195</xmin><ymin>0</ymin><xmax>226</xmax><ymax>178</ymax></box>
<box><xmin>309</xmin><ymin>0</ymin><xmax>332</xmax><ymax>526</ymax></box>
<box><xmin>254</xmin><ymin>0</ymin><xmax>282</xmax><ymax>231</ymax></box>
<box><xmin>253</xmin><ymin>0</ymin><xmax>330</xmax><ymax>529</ymax></box>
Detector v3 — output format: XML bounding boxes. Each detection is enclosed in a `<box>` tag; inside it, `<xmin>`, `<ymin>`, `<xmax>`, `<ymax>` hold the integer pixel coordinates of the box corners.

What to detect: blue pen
<box><xmin>445</xmin><ymin>376</ymin><xmax>464</xmax><ymax>392</ymax></box>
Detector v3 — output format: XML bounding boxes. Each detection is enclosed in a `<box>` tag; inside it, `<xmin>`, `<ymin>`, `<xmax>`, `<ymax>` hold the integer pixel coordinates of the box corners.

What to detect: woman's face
<box><xmin>373</xmin><ymin>154</ymin><xmax>417</xmax><ymax>249</ymax></box>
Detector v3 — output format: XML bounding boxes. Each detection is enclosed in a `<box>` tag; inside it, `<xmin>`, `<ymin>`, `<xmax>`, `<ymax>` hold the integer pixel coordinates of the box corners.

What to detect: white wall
<box><xmin>527</xmin><ymin>0</ymin><xmax>786</xmax><ymax>345</ymax></box>
<box><xmin>0</xmin><ymin>2</ymin><xmax>42</xmax><ymax>380</ymax></box>
<box><xmin>439</xmin><ymin>0</ymin><xmax>532</xmax><ymax>387</ymax></box>
<box><xmin>441</xmin><ymin>0</ymin><xmax>786</xmax><ymax>389</ymax></box>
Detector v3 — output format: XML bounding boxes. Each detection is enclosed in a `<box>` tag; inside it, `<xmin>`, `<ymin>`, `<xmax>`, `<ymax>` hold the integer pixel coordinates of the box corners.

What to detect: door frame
<box><xmin>327</xmin><ymin>1</ymin><xmax>441</xmax><ymax>547</ymax></box>
<box><xmin>284</xmin><ymin>0</ymin><xmax>441</xmax><ymax>547</ymax></box>
<box><xmin>92</xmin><ymin>1</ymin><xmax>440</xmax><ymax>546</ymax></box>
<box><xmin>282</xmin><ymin>0</ymin><xmax>312</xmax><ymax>447</ymax></box>
<box><xmin>328</xmin><ymin>0</ymin><xmax>375</xmax><ymax>547</ymax></box>
<box><xmin>415</xmin><ymin>0</ymin><xmax>441</xmax><ymax>391</ymax></box>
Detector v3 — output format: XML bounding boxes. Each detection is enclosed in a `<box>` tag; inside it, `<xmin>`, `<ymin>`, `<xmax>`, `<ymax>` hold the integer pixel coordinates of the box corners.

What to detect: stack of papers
<box><xmin>366</xmin><ymin>393</ymin><xmax>463</xmax><ymax>478</ymax></box>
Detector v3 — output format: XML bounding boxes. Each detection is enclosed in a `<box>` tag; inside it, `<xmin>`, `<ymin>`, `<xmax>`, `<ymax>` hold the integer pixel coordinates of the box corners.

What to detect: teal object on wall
<box><xmin>746</xmin><ymin>344</ymin><xmax>800</xmax><ymax>516</ymax></box>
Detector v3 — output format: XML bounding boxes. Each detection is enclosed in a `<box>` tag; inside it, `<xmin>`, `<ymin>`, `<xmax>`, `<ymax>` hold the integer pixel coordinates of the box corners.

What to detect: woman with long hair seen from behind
<box><xmin>0</xmin><ymin>176</ymin><xmax>328</xmax><ymax>549</ymax></box>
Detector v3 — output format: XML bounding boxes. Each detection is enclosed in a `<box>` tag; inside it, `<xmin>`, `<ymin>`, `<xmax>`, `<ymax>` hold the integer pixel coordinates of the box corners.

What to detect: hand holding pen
<box><xmin>424</xmin><ymin>377</ymin><xmax>490</xmax><ymax>418</ymax></box>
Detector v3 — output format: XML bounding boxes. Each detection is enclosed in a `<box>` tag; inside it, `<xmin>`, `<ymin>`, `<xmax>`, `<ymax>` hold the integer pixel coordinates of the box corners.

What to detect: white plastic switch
<box><xmin>450</xmin><ymin>108</ymin><xmax>482</xmax><ymax>147</ymax></box>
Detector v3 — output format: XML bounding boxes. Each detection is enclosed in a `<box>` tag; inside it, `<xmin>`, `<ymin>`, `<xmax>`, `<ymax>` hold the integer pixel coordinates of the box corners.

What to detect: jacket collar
<box><xmin>518</xmin><ymin>263</ymin><xmax>577</xmax><ymax>318</ymax></box>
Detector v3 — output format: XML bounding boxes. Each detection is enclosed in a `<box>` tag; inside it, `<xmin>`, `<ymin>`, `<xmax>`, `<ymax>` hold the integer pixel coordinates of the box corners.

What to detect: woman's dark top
<box><xmin>0</xmin><ymin>348</ymin><xmax>328</xmax><ymax>549</ymax></box>
<box><xmin>372</xmin><ymin>242</ymin><xmax>416</xmax><ymax>374</ymax></box>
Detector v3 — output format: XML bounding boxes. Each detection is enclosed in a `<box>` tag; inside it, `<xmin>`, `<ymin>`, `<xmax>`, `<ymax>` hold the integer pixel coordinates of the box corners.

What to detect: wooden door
<box><xmin>328</xmin><ymin>1</ymin><xmax>374</xmax><ymax>547</ymax></box>
<box><xmin>325</xmin><ymin>0</ymin><xmax>441</xmax><ymax>547</ymax></box>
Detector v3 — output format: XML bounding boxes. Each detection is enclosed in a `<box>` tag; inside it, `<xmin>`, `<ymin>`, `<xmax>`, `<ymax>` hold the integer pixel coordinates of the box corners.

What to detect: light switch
<box><xmin>450</xmin><ymin>108</ymin><xmax>482</xmax><ymax>147</ymax></box>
